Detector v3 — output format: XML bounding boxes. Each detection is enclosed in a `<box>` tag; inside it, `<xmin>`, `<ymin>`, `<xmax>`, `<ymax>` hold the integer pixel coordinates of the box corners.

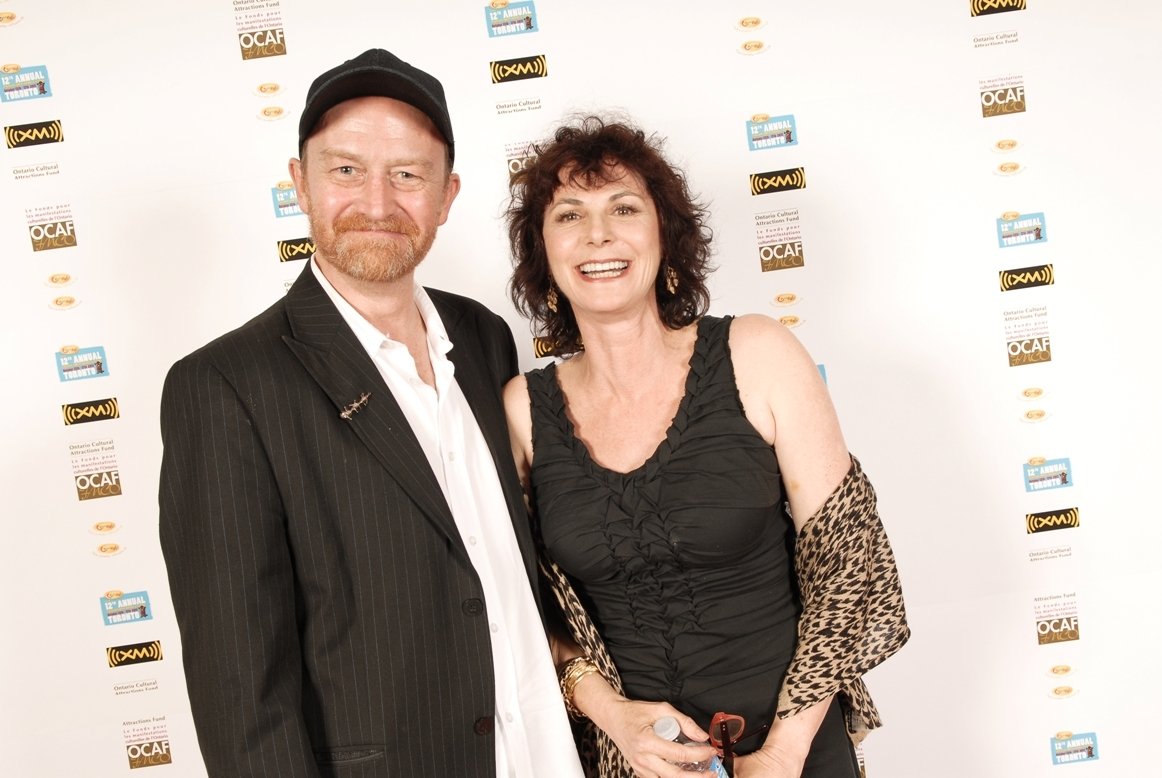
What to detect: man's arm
<box><xmin>158</xmin><ymin>355</ymin><xmax>320</xmax><ymax>778</ymax></box>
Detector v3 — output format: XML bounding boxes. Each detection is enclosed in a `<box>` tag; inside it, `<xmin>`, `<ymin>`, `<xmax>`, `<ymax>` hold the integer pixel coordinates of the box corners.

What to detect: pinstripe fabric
<box><xmin>159</xmin><ymin>264</ymin><xmax>533</xmax><ymax>777</ymax></box>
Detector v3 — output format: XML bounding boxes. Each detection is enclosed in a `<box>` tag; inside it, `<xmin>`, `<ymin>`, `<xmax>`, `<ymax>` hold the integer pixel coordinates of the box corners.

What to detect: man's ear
<box><xmin>288</xmin><ymin>157</ymin><xmax>309</xmax><ymax>214</ymax></box>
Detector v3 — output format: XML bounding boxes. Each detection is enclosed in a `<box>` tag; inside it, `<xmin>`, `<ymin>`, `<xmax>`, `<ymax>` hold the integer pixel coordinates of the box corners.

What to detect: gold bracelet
<box><xmin>557</xmin><ymin>656</ymin><xmax>600</xmax><ymax>720</ymax></box>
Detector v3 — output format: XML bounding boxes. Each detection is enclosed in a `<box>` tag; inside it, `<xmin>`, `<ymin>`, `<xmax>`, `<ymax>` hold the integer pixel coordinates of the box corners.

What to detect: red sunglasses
<box><xmin>709</xmin><ymin>712</ymin><xmax>770</xmax><ymax>776</ymax></box>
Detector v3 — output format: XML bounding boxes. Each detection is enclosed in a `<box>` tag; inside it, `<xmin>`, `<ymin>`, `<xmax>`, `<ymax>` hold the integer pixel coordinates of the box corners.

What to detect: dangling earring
<box><xmin>664</xmin><ymin>266</ymin><xmax>679</xmax><ymax>295</ymax></box>
<box><xmin>546</xmin><ymin>284</ymin><xmax>559</xmax><ymax>314</ymax></box>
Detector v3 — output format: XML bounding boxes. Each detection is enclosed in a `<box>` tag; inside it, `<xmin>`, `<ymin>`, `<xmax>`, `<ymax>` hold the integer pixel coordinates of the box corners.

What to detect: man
<box><xmin>159</xmin><ymin>49</ymin><xmax>583</xmax><ymax>777</ymax></box>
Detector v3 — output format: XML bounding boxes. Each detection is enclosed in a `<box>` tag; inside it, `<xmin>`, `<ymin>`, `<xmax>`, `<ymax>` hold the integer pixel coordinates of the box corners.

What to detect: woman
<box><xmin>503</xmin><ymin>116</ymin><xmax>908</xmax><ymax>778</ymax></box>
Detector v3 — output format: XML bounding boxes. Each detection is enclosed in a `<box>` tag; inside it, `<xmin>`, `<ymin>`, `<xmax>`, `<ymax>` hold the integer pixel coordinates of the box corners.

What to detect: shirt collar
<box><xmin>310</xmin><ymin>258</ymin><xmax>454</xmax><ymax>360</ymax></box>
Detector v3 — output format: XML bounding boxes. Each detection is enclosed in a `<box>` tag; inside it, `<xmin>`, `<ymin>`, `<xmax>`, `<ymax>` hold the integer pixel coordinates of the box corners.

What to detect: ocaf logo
<box><xmin>759</xmin><ymin>241</ymin><xmax>804</xmax><ymax>272</ymax></box>
<box><xmin>750</xmin><ymin>168</ymin><xmax>806</xmax><ymax>196</ymax></box>
<box><xmin>5</xmin><ymin>119</ymin><xmax>63</xmax><ymax>148</ymax></box>
<box><xmin>106</xmin><ymin>640</ymin><xmax>163</xmax><ymax>668</ymax></box>
<box><xmin>127</xmin><ymin>740</ymin><xmax>172</xmax><ymax>769</ymax></box>
<box><xmin>239</xmin><ymin>28</ymin><xmax>286</xmax><ymax>60</ymax></box>
<box><xmin>76</xmin><ymin>469</ymin><xmax>122</xmax><ymax>501</ymax></box>
<box><xmin>981</xmin><ymin>85</ymin><xmax>1026</xmax><ymax>118</ymax></box>
<box><xmin>29</xmin><ymin>220</ymin><xmax>76</xmax><ymax>251</ymax></box>
<box><xmin>970</xmin><ymin>0</ymin><xmax>1025</xmax><ymax>16</ymax></box>
<box><xmin>277</xmin><ymin>237</ymin><xmax>315</xmax><ymax>262</ymax></box>
<box><xmin>491</xmin><ymin>54</ymin><xmax>547</xmax><ymax>83</ymax></box>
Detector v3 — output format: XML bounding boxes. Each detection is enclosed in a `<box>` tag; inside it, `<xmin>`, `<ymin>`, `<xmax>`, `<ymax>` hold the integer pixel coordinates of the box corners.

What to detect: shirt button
<box><xmin>447</xmin><ymin>450</ymin><xmax>457</xmax><ymax>461</ymax></box>
<box><xmin>468</xmin><ymin>536</ymin><xmax>478</xmax><ymax>546</ymax></box>
<box><xmin>505</xmin><ymin>713</ymin><xmax>514</xmax><ymax>723</ymax></box>
<box><xmin>490</xmin><ymin>622</ymin><xmax>499</xmax><ymax>633</ymax></box>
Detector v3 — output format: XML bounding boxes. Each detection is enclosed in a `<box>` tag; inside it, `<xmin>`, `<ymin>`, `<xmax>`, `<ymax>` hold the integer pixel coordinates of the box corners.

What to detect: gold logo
<box><xmin>738</xmin><ymin>16</ymin><xmax>765</xmax><ymax>29</ymax></box>
<box><xmin>106</xmin><ymin>640</ymin><xmax>163</xmax><ymax>668</ymax></box>
<box><xmin>773</xmin><ymin>293</ymin><xmax>799</xmax><ymax>306</ymax></box>
<box><xmin>0</xmin><ymin>12</ymin><xmax>18</xmax><ymax>26</ymax></box>
<box><xmin>532</xmin><ymin>336</ymin><xmax>562</xmax><ymax>358</ymax></box>
<box><xmin>256</xmin><ymin>82</ymin><xmax>281</xmax><ymax>95</ymax></box>
<box><xmin>993</xmin><ymin>138</ymin><xmax>1019</xmax><ymax>152</ymax></box>
<box><xmin>94</xmin><ymin>542</ymin><xmax>124</xmax><ymax>556</ymax></box>
<box><xmin>277</xmin><ymin>237</ymin><xmax>315</xmax><ymax>262</ymax></box>
<box><xmin>1056</xmin><ymin>731</ymin><xmax>1074</xmax><ymax>741</ymax></box>
<box><xmin>490</xmin><ymin>0</ymin><xmax>509</xmax><ymax>7</ymax></box>
<box><xmin>104</xmin><ymin>589</ymin><xmax>124</xmax><ymax>600</ymax></box>
<box><xmin>47</xmin><ymin>272</ymin><xmax>73</xmax><ymax>286</ymax></box>
<box><xmin>999</xmin><ymin>263</ymin><xmax>1054</xmax><ymax>291</ymax></box>
<box><xmin>275</xmin><ymin>179</ymin><xmax>295</xmax><ymax>190</ymax></box>
<box><xmin>50</xmin><ymin>295</ymin><xmax>79</xmax><ymax>310</ymax></box>
<box><xmin>739</xmin><ymin>40</ymin><xmax>768</xmax><ymax>54</ymax></box>
<box><xmin>1</xmin><ymin>63</ymin><xmax>19</xmax><ymax>73</ymax></box>
<box><xmin>971</xmin><ymin>0</ymin><xmax>1026</xmax><ymax>16</ymax></box>
<box><xmin>1021</xmin><ymin>386</ymin><xmax>1044</xmax><ymax>400</ymax></box>
<box><xmin>750</xmin><ymin>113</ymin><xmax>771</xmax><ymax>123</ymax></box>
<box><xmin>1001</xmin><ymin>210</ymin><xmax>1021</xmax><ymax>221</ymax></box>
<box><xmin>778</xmin><ymin>315</ymin><xmax>802</xmax><ymax>328</ymax></box>
<box><xmin>1049</xmin><ymin>664</ymin><xmax>1073</xmax><ymax>676</ymax></box>
<box><xmin>92</xmin><ymin>521</ymin><xmax>119</xmax><ymax>534</ymax></box>
<box><xmin>491</xmin><ymin>55</ymin><xmax>548</xmax><ymax>83</ymax></box>
<box><xmin>1027</xmin><ymin>456</ymin><xmax>1046</xmax><ymax>466</ymax></box>
<box><xmin>750</xmin><ymin>168</ymin><xmax>806</xmax><ymax>195</ymax></box>
<box><xmin>1021</xmin><ymin>409</ymin><xmax>1047</xmax><ymax>423</ymax></box>
<box><xmin>258</xmin><ymin>105</ymin><xmax>285</xmax><ymax>121</ymax></box>
<box><xmin>60</xmin><ymin>344</ymin><xmax>80</xmax><ymax>354</ymax></box>
<box><xmin>995</xmin><ymin>161</ymin><xmax>1023</xmax><ymax>175</ymax></box>
<box><xmin>5</xmin><ymin>119</ymin><xmax>63</xmax><ymax>148</ymax></box>
<box><xmin>1026</xmin><ymin>507</ymin><xmax>1079</xmax><ymax>534</ymax></box>
<box><xmin>62</xmin><ymin>397</ymin><xmax>120</xmax><ymax>425</ymax></box>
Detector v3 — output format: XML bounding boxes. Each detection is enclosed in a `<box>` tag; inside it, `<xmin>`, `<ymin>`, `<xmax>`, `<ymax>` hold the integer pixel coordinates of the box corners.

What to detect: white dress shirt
<box><xmin>311</xmin><ymin>261</ymin><xmax>583</xmax><ymax>777</ymax></box>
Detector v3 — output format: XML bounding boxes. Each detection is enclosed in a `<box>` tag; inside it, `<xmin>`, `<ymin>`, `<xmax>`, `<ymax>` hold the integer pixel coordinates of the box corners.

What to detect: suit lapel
<box><xmin>280</xmin><ymin>265</ymin><xmax>462</xmax><ymax>548</ymax></box>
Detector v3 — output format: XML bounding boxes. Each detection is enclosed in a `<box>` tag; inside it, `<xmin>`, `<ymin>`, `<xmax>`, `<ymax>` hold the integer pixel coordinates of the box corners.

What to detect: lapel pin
<box><xmin>339</xmin><ymin>392</ymin><xmax>372</xmax><ymax>420</ymax></box>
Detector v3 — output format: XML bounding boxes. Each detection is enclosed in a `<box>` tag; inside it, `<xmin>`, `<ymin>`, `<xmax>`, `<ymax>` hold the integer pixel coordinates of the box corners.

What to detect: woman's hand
<box><xmin>732</xmin><ymin>741</ymin><xmax>806</xmax><ymax>778</ymax></box>
<box><xmin>591</xmin><ymin>696</ymin><xmax>718</xmax><ymax>778</ymax></box>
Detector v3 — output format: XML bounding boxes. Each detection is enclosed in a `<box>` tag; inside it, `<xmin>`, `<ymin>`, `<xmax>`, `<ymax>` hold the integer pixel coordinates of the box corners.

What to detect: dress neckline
<box><xmin>546</xmin><ymin>317</ymin><xmax>710</xmax><ymax>481</ymax></box>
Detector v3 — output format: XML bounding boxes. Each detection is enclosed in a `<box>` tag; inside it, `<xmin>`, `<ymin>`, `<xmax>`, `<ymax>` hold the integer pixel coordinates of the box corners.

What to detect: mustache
<box><xmin>333</xmin><ymin>213</ymin><xmax>419</xmax><ymax>237</ymax></box>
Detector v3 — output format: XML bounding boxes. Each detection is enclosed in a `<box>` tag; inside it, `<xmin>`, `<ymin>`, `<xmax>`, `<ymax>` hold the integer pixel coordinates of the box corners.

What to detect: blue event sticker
<box><xmin>484</xmin><ymin>2</ymin><xmax>538</xmax><ymax>37</ymax></box>
<box><xmin>56</xmin><ymin>346</ymin><xmax>110</xmax><ymax>382</ymax></box>
<box><xmin>271</xmin><ymin>185</ymin><xmax>302</xmax><ymax>218</ymax></box>
<box><xmin>1024</xmin><ymin>458</ymin><xmax>1072</xmax><ymax>493</ymax></box>
<box><xmin>1</xmin><ymin>65</ymin><xmax>53</xmax><ymax>103</ymax></box>
<box><xmin>746</xmin><ymin>114</ymin><xmax>797</xmax><ymax>151</ymax></box>
<box><xmin>996</xmin><ymin>211</ymin><xmax>1048</xmax><ymax>248</ymax></box>
<box><xmin>101</xmin><ymin>590</ymin><xmax>153</xmax><ymax>626</ymax></box>
<box><xmin>1050</xmin><ymin>732</ymin><xmax>1099</xmax><ymax>765</ymax></box>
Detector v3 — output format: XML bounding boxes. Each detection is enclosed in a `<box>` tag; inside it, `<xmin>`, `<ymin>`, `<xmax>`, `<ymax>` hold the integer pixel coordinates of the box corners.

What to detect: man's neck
<box><xmin>314</xmin><ymin>256</ymin><xmax>423</xmax><ymax>340</ymax></box>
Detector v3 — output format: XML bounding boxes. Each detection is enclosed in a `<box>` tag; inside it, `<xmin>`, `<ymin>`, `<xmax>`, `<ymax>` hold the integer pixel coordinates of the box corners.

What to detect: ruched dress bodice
<box><xmin>526</xmin><ymin>316</ymin><xmax>801</xmax><ymax>745</ymax></box>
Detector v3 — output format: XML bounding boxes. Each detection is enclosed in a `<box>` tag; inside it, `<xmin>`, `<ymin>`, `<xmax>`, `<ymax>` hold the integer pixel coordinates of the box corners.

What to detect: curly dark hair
<box><xmin>506</xmin><ymin>115</ymin><xmax>714</xmax><ymax>355</ymax></box>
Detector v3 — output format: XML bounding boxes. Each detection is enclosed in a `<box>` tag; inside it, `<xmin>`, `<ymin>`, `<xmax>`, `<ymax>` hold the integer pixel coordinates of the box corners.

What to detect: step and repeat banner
<box><xmin>2</xmin><ymin>1</ymin><xmax>1158</xmax><ymax>776</ymax></box>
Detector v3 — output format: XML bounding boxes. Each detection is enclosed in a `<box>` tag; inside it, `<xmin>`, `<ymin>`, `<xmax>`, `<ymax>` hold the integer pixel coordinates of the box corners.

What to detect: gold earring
<box><xmin>546</xmin><ymin>284</ymin><xmax>558</xmax><ymax>313</ymax></box>
<box><xmin>665</xmin><ymin>266</ymin><xmax>679</xmax><ymax>295</ymax></box>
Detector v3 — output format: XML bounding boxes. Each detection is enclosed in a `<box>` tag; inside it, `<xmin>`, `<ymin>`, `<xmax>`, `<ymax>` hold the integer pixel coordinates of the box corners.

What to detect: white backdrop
<box><xmin>2</xmin><ymin>1</ymin><xmax>1159</xmax><ymax>776</ymax></box>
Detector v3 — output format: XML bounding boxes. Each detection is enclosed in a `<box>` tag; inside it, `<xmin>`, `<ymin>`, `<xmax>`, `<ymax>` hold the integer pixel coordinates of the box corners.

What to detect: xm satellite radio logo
<box><xmin>750</xmin><ymin>168</ymin><xmax>806</xmax><ymax>195</ymax></box>
<box><xmin>1027</xmin><ymin>507</ymin><xmax>1079</xmax><ymax>534</ymax></box>
<box><xmin>238</xmin><ymin>28</ymin><xmax>286</xmax><ymax>59</ymax></box>
<box><xmin>107</xmin><ymin>640</ymin><xmax>163</xmax><ymax>668</ymax></box>
<box><xmin>62</xmin><ymin>397</ymin><xmax>120</xmax><ymax>425</ymax></box>
<box><xmin>970</xmin><ymin>0</ymin><xmax>1025</xmax><ymax>16</ymax></box>
<box><xmin>490</xmin><ymin>54</ymin><xmax>547</xmax><ymax>83</ymax></box>
<box><xmin>277</xmin><ymin>237</ymin><xmax>314</xmax><ymax>262</ymax></box>
<box><xmin>5</xmin><ymin>119</ymin><xmax>63</xmax><ymax>148</ymax></box>
<box><xmin>127</xmin><ymin>740</ymin><xmax>172</xmax><ymax>769</ymax></box>
<box><xmin>29</xmin><ymin>219</ymin><xmax>76</xmax><ymax>251</ymax></box>
<box><xmin>1000</xmin><ymin>264</ymin><xmax>1054</xmax><ymax>291</ymax></box>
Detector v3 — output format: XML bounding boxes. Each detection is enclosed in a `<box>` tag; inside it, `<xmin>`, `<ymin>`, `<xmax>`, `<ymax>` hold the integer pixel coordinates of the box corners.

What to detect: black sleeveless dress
<box><xmin>526</xmin><ymin>316</ymin><xmax>859</xmax><ymax>775</ymax></box>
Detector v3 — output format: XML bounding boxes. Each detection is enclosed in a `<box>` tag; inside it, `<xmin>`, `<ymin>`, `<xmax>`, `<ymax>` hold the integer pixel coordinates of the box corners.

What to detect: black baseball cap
<box><xmin>297</xmin><ymin>48</ymin><xmax>454</xmax><ymax>163</ymax></box>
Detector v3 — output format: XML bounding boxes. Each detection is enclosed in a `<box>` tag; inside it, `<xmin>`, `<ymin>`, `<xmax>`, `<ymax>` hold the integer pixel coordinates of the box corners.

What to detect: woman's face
<box><xmin>541</xmin><ymin>164</ymin><xmax>662</xmax><ymax>319</ymax></box>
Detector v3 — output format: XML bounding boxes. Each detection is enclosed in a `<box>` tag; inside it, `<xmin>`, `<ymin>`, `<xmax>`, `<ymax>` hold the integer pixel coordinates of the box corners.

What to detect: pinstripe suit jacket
<box><xmin>159</xmin><ymin>264</ymin><xmax>535</xmax><ymax>777</ymax></box>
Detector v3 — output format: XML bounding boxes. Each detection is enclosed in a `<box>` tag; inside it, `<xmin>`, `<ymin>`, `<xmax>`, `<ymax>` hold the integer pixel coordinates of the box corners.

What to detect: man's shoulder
<box><xmin>426</xmin><ymin>287</ymin><xmax>508</xmax><ymax>335</ymax></box>
<box><xmin>171</xmin><ymin>295</ymin><xmax>292</xmax><ymax>374</ymax></box>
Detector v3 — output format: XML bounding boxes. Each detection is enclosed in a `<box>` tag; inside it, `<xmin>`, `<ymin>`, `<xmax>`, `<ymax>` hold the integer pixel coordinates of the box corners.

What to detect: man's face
<box><xmin>289</xmin><ymin>96</ymin><xmax>460</xmax><ymax>284</ymax></box>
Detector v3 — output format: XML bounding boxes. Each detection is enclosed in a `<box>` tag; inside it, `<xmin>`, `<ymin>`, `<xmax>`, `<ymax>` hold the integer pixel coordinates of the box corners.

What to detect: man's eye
<box><xmin>337</xmin><ymin>166</ymin><xmax>355</xmax><ymax>175</ymax></box>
